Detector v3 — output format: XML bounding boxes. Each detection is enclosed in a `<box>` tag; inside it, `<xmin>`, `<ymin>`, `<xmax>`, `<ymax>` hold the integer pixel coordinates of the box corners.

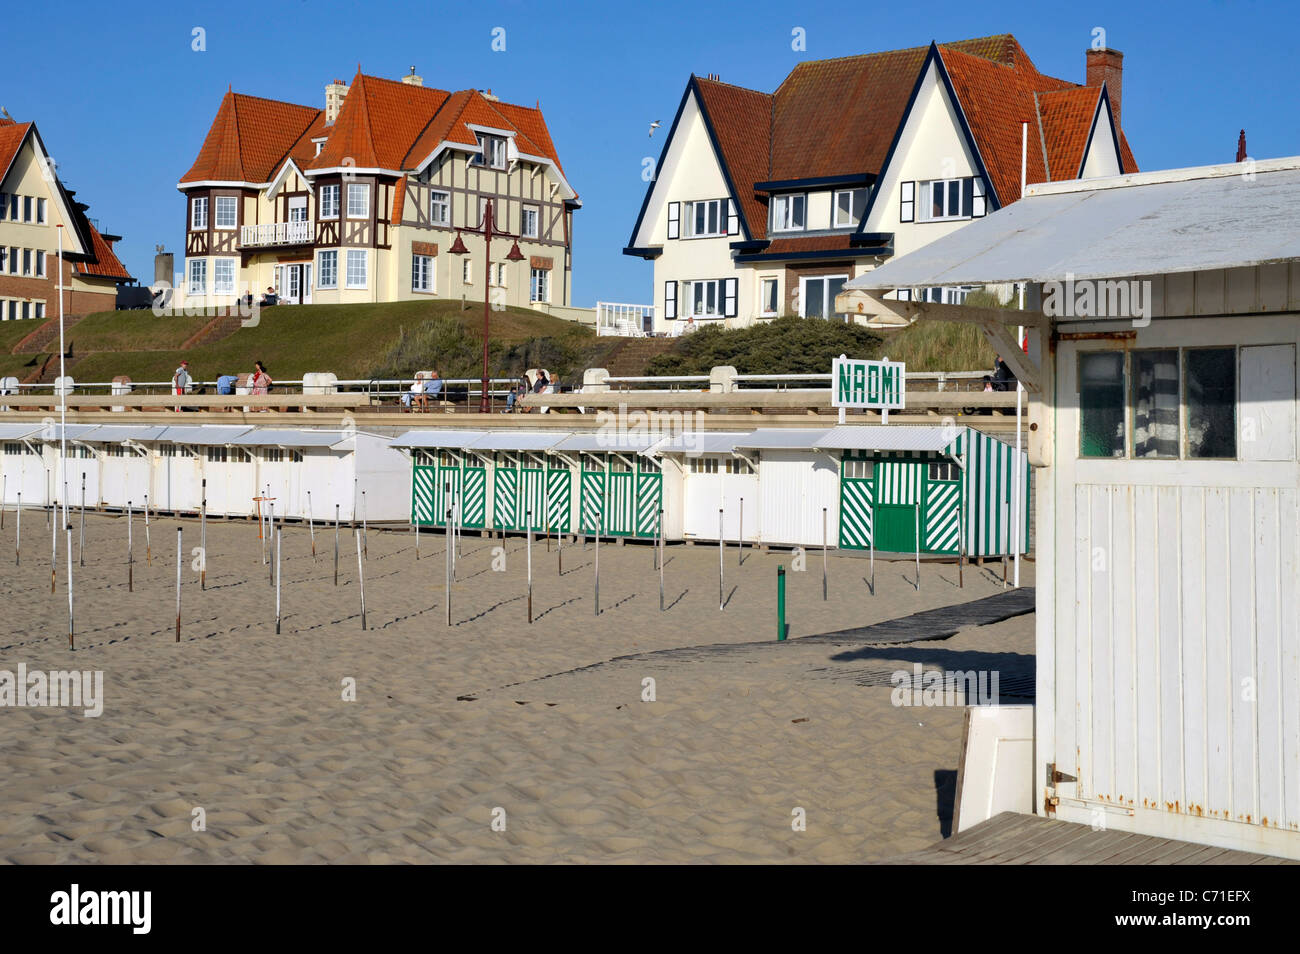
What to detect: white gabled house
<box><xmin>625</xmin><ymin>35</ymin><xmax>1138</xmax><ymax>333</ymax></box>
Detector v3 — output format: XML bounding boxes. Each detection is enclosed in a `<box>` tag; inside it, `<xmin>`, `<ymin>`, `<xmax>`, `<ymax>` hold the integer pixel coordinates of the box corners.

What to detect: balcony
<box><xmin>239</xmin><ymin>220</ymin><xmax>314</xmax><ymax>248</ymax></box>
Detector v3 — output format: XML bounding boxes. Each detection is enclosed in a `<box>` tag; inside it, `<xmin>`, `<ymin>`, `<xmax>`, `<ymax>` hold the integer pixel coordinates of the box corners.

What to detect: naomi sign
<box><xmin>832</xmin><ymin>356</ymin><xmax>906</xmax><ymax>410</ymax></box>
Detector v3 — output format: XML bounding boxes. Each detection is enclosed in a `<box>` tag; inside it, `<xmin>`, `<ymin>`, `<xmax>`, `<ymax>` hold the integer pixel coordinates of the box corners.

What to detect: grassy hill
<box><xmin>25</xmin><ymin>300</ymin><xmax>616</xmax><ymax>386</ymax></box>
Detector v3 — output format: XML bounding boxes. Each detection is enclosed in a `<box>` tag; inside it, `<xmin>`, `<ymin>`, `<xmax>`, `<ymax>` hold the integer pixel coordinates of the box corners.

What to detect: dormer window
<box><xmin>771</xmin><ymin>193</ymin><xmax>806</xmax><ymax>232</ymax></box>
<box><xmin>833</xmin><ymin>188</ymin><xmax>868</xmax><ymax>228</ymax></box>
<box><xmin>473</xmin><ymin>134</ymin><xmax>507</xmax><ymax>170</ymax></box>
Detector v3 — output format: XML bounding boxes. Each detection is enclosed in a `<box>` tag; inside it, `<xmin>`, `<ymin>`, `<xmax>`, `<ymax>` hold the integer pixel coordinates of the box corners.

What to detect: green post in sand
<box><xmin>776</xmin><ymin>565</ymin><xmax>786</xmax><ymax>641</ymax></box>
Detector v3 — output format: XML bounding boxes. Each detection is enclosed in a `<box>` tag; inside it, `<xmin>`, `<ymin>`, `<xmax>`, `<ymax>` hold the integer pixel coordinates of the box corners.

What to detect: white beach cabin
<box><xmin>839</xmin><ymin>156</ymin><xmax>1300</xmax><ymax>858</ymax></box>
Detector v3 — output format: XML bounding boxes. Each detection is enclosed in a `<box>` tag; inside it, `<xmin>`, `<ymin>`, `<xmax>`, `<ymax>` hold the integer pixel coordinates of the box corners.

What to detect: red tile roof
<box><xmin>1036</xmin><ymin>86</ymin><xmax>1103</xmax><ymax>180</ymax></box>
<box><xmin>688</xmin><ymin>34</ymin><xmax>1138</xmax><ymax>239</ymax></box>
<box><xmin>182</xmin><ymin>72</ymin><xmax>572</xmax><ymax>197</ymax></box>
<box><xmin>0</xmin><ymin>121</ymin><xmax>33</xmax><ymax>182</ymax></box>
<box><xmin>180</xmin><ymin>91</ymin><xmax>322</xmax><ymax>183</ymax></box>
<box><xmin>78</xmin><ymin>223</ymin><xmax>133</xmax><ymax>281</ymax></box>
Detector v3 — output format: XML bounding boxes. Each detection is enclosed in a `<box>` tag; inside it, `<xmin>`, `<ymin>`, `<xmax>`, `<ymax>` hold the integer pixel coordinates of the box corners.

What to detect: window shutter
<box><xmin>723</xmin><ymin>278</ymin><xmax>737</xmax><ymax>318</ymax></box>
<box><xmin>962</xmin><ymin>178</ymin><xmax>974</xmax><ymax>218</ymax></box>
<box><xmin>972</xmin><ymin>177</ymin><xmax>987</xmax><ymax>217</ymax></box>
<box><xmin>899</xmin><ymin>181</ymin><xmax>915</xmax><ymax>223</ymax></box>
<box><xmin>666</xmin><ymin>202</ymin><xmax>680</xmax><ymax>240</ymax></box>
<box><xmin>727</xmin><ymin>200</ymin><xmax>739</xmax><ymax>235</ymax></box>
<box><xmin>664</xmin><ymin>280</ymin><xmax>677</xmax><ymax>319</ymax></box>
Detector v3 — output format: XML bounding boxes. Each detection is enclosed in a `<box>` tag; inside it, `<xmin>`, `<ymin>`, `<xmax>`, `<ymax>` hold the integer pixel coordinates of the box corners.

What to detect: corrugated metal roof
<box><xmin>469</xmin><ymin>431</ymin><xmax>569</xmax><ymax>452</ymax></box>
<box><xmin>551</xmin><ymin>433</ymin><xmax>662</xmax><ymax>454</ymax></box>
<box><xmin>34</xmin><ymin>424</ymin><xmax>101</xmax><ymax>441</ymax></box>
<box><xmin>732</xmin><ymin>428</ymin><xmax>831</xmax><ymax>450</ymax></box>
<box><xmin>844</xmin><ymin>160</ymin><xmax>1300</xmax><ymax>290</ymax></box>
<box><xmin>158</xmin><ymin>426</ymin><xmax>253</xmax><ymax>446</ymax></box>
<box><xmin>79</xmin><ymin>425</ymin><xmax>171</xmax><ymax>443</ymax></box>
<box><xmin>814</xmin><ymin>425</ymin><xmax>962</xmax><ymax>453</ymax></box>
<box><xmin>654</xmin><ymin>432</ymin><xmax>749</xmax><ymax>455</ymax></box>
<box><xmin>389</xmin><ymin>430</ymin><xmax>487</xmax><ymax>449</ymax></box>
<box><xmin>230</xmin><ymin>429</ymin><xmax>347</xmax><ymax>448</ymax></box>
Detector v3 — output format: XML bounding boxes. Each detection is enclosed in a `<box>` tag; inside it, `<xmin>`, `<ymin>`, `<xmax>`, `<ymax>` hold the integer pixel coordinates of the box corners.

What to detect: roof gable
<box><xmin>181</xmin><ymin>91</ymin><xmax>322</xmax><ymax>184</ymax></box>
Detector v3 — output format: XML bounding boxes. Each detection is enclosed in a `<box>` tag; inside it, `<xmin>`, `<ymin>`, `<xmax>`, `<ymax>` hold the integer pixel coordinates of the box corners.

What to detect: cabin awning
<box><xmin>389</xmin><ymin>430</ymin><xmax>487</xmax><ymax>449</ymax></box>
<box><xmin>732</xmin><ymin>428</ymin><xmax>832</xmax><ymax>450</ymax></box>
<box><xmin>653</xmin><ymin>432</ymin><xmax>750</xmax><ymax>455</ymax></box>
<box><xmin>79</xmin><ymin>425</ymin><xmax>171</xmax><ymax>443</ymax></box>
<box><xmin>157</xmin><ymin>426</ymin><xmax>253</xmax><ymax>446</ymax></box>
<box><xmin>551</xmin><ymin>433</ymin><xmax>662</xmax><ymax>455</ymax></box>
<box><xmin>469</xmin><ymin>431</ymin><xmax>569</xmax><ymax>452</ymax></box>
<box><xmin>231</xmin><ymin>430</ymin><xmax>349</xmax><ymax>448</ymax></box>
<box><xmin>0</xmin><ymin>424</ymin><xmax>41</xmax><ymax>440</ymax></box>
<box><xmin>814</xmin><ymin>425</ymin><xmax>962</xmax><ymax>453</ymax></box>
<box><xmin>34</xmin><ymin>424</ymin><xmax>101</xmax><ymax>442</ymax></box>
<box><xmin>841</xmin><ymin>159</ymin><xmax>1300</xmax><ymax>292</ymax></box>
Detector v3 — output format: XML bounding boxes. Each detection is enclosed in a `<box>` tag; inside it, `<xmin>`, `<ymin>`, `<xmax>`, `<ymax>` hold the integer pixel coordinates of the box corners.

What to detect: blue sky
<box><xmin>2</xmin><ymin>0</ymin><xmax>1294</xmax><ymax>306</ymax></box>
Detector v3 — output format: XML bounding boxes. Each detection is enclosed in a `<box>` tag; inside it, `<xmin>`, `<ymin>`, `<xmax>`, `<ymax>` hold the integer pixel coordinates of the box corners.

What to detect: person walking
<box><xmin>250</xmin><ymin>361</ymin><xmax>272</xmax><ymax>410</ymax></box>
<box><xmin>171</xmin><ymin>360</ymin><xmax>191</xmax><ymax>412</ymax></box>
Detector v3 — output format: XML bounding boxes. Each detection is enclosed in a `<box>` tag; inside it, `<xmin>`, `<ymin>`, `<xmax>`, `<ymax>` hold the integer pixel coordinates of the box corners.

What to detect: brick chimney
<box><xmin>325</xmin><ymin>78</ymin><xmax>349</xmax><ymax>124</ymax></box>
<box><xmin>1085</xmin><ymin>47</ymin><xmax>1123</xmax><ymax>124</ymax></box>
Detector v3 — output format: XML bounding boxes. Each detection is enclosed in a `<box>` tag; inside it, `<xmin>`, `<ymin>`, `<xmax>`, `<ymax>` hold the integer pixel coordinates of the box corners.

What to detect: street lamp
<box><xmin>450</xmin><ymin>201</ymin><xmax>526</xmax><ymax>413</ymax></box>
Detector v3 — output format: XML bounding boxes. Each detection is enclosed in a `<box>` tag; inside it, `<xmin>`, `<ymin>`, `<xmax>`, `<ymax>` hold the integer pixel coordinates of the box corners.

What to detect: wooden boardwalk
<box><xmin>890</xmin><ymin>811</ymin><xmax>1298</xmax><ymax>864</ymax></box>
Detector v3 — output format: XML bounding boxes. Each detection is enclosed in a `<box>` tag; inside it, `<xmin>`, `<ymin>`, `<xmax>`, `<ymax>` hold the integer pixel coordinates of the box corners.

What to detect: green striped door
<box><xmin>922</xmin><ymin>479</ymin><xmax>961</xmax><ymax>553</ymax></box>
<box><xmin>519</xmin><ymin>455</ymin><xmax>546</xmax><ymax>531</ymax></box>
<box><xmin>412</xmin><ymin>455</ymin><xmax>463</xmax><ymax>526</ymax></box>
<box><xmin>580</xmin><ymin>464</ymin><xmax>604</xmax><ymax>535</ymax></box>
<box><xmin>634</xmin><ymin>467</ymin><xmax>662</xmax><ymax>538</ymax></box>
<box><xmin>605</xmin><ymin>470</ymin><xmax>636</xmax><ymax>536</ymax></box>
<box><xmin>493</xmin><ymin>453</ymin><xmax>520</xmax><ymax>530</ymax></box>
<box><xmin>838</xmin><ymin>453</ymin><xmax>874</xmax><ymax>549</ymax></box>
<box><xmin>461</xmin><ymin>462</ymin><xmax>486</xmax><ymax>528</ymax></box>
<box><xmin>546</xmin><ymin>467</ymin><xmax>571</xmax><ymax>532</ymax></box>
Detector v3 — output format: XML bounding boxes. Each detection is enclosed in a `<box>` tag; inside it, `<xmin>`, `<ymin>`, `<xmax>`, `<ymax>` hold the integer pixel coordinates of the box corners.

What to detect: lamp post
<box><xmin>450</xmin><ymin>202</ymin><xmax>526</xmax><ymax>413</ymax></box>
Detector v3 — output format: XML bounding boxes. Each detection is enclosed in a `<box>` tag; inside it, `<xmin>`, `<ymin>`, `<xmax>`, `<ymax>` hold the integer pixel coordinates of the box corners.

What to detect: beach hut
<box><xmin>151</xmin><ymin>426</ymin><xmax>254</xmax><ymax>515</ymax></box>
<box><xmin>0</xmin><ymin>423</ymin><xmax>47</xmax><ymax>506</ymax></box>
<box><xmin>391</xmin><ymin>430</ymin><xmax>488</xmax><ymax>530</ymax></box>
<box><xmin>468</xmin><ymin>431</ymin><xmax>571</xmax><ymax>534</ymax></box>
<box><xmin>838</xmin><ymin>156</ymin><xmax>1300</xmax><ymax>857</ymax></box>
<box><xmin>33</xmin><ymin>424</ymin><xmax>103</xmax><ymax>509</ymax></box>
<box><xmin>732</xmin><ymin>429</ymin><xmax>840</xmax><ymax>548</ymax></box>
<box><xmin>812</xmin><ymin>425</ymin><xmax>1029</xmax><ymax>556</ymax></box>
<box><xmin>654</xmin><ymin>432</ymin><xmax>755</xmax><ymax>543</ymax></box>
<box><xmin>81</xmin><ymin>426</ymin><xmax>169</xmax><ymax>509</ymax></box>
<box><xmin>551</xmin><ymin>433</ymin><xmax>665</xmax><ymax>539</ymax></box>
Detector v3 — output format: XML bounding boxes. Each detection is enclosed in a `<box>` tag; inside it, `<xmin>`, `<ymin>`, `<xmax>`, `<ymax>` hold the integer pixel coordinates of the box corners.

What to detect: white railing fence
<box><xmin>595</xmin><ymin>301</ymin><xmax>654</xmax><ymax>337</ymax></box>
<box><xmin>239</xmin><ymin>220</ymin><xmax>314</xmax><ymax>247</ymax></box>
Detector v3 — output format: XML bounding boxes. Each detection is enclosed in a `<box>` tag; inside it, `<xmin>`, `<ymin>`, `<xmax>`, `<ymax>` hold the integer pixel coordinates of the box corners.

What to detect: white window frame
<box><xmin>430</xmin><ymin>190</ymin><xmax>450</xmax><ymax>227</ymax></box>
<box><xmin>494</xmin><ymin>263</ymin><xmax>507</xmax><ymax>287</ymax></box>
<box><xmin>316</xmin><ymin>250</ymin><xmax>338</xmax><ymax>289</ymax></box>
<box><xmin>833</xmin><ymin>188</ymin><xmax>868</xmax><ymax>228</ymax></box>
<box><xmin>412</xmin><ymin>253</ymin><xmax>435</xmax><ymax>293</ymax></box>
<box><xmin>473</xmin><ymin>134</ymin><xmax>507</xmax><ymax>169</ymax></box>
<box><xmin>771</xmin><ymin>193</ymin><xmax>806</xmax><ymax>233</ymax></box>
<box><xmin>798</xmin><ymin>274</ymin><xmax>850</xmax><ymax>320</ymax></box>
<box><xmin>918</xmin><ymin>178</ymin><xmax>969</xmax><ymax>222</ymax></box>
<box><xmin>187</xmin><ymin>258</ymin><xmax>207</xmax><ymax>295</ymax></box>
<box><xmin>36</xmin><ymin>198</ymin><xmax>46</xmax><ymax>224</ymax></box>
<box><xmin>191</xmin><ymin>196</ymin><xmax>208</xmax><ymax>230</ymax></box>
<box><xmin>34</xmin><ymin>250</ymin><xmax>44</xmax><ymax>278</ymax></box>
<box><xmin>345</xmin><ymin>249</ymin><xmax>368</xmax><ymax>289</ymax></box>
<box><xmin>0</xmin><ymin>193</ymin><xmax>6</xmax><ymax>221</ymax></box>
<box><xmin>21</xmin><ymin>249</ymin><xmax>31</xmax><ymax>277</ymax></box>
<box><xmin>319</xmin><ymin>184</ymin><xmax>340</xmax><ymax>219</ymax></box>
<box><xmin>346</xmin><ymin>183</ymin><xmax>369</xmax><ymax>219</ymax></box>
<box><xmin>530</xmin><ymin>267</ymin><xmax>550</xmax><ymax>304</ymax></box>
<box><xmin>760</xmin><ymin>277</ymin><xmax>779</xmax><ymax>317</ymax></box>
<box><xmin>521</xmin><ymin>205</ymin><xmax>538</xmax><ymax>238</ymax></box>
<box><xmin>213</xmin><ymin>258</ymin><xmax>236</xmax><ymax>294</ymax></box>
<box><xmin>214</xmin><ymin>195</ymin><xmax>237</xmax><ymax>229</ymax></box>
<box><xmin>684</xmin><ymin>198</ymin><xmax>726</xmax><ymax>238</ymax></box>
<box><xmin>462</xmin><ymin>259</ymin><xmax>473</xmax><ymax>285</ymax></box>
<box><xmin>22</xmin><ymin>196</ymin><xmax>32</xmax><ymax>223</ymax></box>
<box><xmin>683</xmin><ymin>279</ymin><xmax>723</xmax><ymax>318</ymax></box>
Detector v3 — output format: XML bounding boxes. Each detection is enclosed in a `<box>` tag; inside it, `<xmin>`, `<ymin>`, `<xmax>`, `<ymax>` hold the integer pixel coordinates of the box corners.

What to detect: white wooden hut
<box><xmin>653</xmin><ymin>432</ymin><xmax>756</xmax><ymax>543</ymax></box>
<box><xmin>732</xmin><ymin>429</ymin><xmax>841</xmax><ymax>548</ymax></box>
<box><xmin>839</xmin><ymin>156</ymin><xmax>1300</xmax><ymax>858</ymax></box>
<box><xmin>0</xmin><ymin>423</ymin><xmax>49</xmax><ymax>506</ymax></box>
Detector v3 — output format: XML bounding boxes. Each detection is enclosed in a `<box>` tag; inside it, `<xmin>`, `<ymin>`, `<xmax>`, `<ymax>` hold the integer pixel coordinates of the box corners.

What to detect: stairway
<box><xmin>180</xmin><ymin>312</ymin><xmax>246</xmax><ymax>350</ymax></box>
<box><xmin>11</xmin><ymin>312</ymin><xmax>89</xmax><ymax>354</ymax></box>
<box><xmin>603</xmin><ymin>337</ymin><xmax>678</xmax><ymax>377</ymax></box>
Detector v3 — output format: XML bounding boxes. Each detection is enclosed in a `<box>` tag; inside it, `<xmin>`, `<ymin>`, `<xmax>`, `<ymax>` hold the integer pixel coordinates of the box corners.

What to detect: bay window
<box><xmin>187</xmin><ymin>258</ymin><xmax>207</xmax><ymax>295</ymax></box>
<box><xmin>345</xmin><ymin>249</ymin><xmax>368</xmax><ymax>288</ymax></box>
<box><xmin>190</xmin><ymin>196</ymin><xmax>208</xmax><ymax>230</ymax></box>
<box><xmin>346</xmin><ymin>184</ymin><xmax>369</xmax><ymax>218</ymax></box>
<box><xmin>317</xmin><ymin>250</ymin><xmax>338</xmax><ymax>289</ymax></box>
<box><xmin>319</xmin><ymin>184</ymin><xmax>339</xmax><ymax>219</ymax></box>
<box><xmin>214</xmin><ymin>195</ymin><xmax>237</xmax><ymax>229</ymax></box>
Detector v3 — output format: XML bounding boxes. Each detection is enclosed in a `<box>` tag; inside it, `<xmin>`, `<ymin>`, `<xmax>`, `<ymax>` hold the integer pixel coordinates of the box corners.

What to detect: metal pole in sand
<box><xmin>127</xmin><ymin>501</ymin><xmax>133</xmax><ymax>592</ymax></box>
<box><xmin>593</xmin><ymin>515</ymin><xmax>600</xmax><ymax>617</ymax></box>
<box><xmin>718</xmin><ymin>508</ymin><xmax>724</xmax><ymax>611</ymax></box>
<box><xmin>355</xmin><ymin>528</ymin><xmax>365</xmax><ymax>631</ymax></box>
<box><xmin>275</xmin><ymin>525</ymin><xmax>282</xmax><ymax>634</ymax></box>
<box><xmin>914</xmin><ymin>504</ymin><xmax>921</xmax><ymax>591</ymax></box>
<box><xmin>415</xmin><ymin>513</ymin><xmax>420</xmax><ymax>561</ymax></box>
<box><xmin>738</xmin><ymin>497</ymin><xmax>743</xmax><ymax>566</ymax></box>
<box><xmin>15</xmin><ymin>491</ymin><xmax>20</xmax><ymax>565</ymax></box>
<box><xmin>526</xmin><ymin>509</ymin><xmax>533</xmax><ymax>624</ymax></box>
<box><xmin>869</xmin><ymin>523</ymin><xmax>875</xmax><ymax>596</ymax></box>
<box><xmin>444</xmin><ymin>499</ymin><xmax>452</xmax><ymax>627</ymax></box>
<box><xmin>175</xmin><ymin>526</ymin><xmax>182</xmax><ymax>642</ymax></box>
<box><xmin>200</xmin><ymin>481</ymin><xmax>207</xmax><ymax>591</ymax></box>
<box><xmin>269</xmin><ymin>502</ymin><xmax>276</xmax><ymax>586</ymax></box>
<box><xmin>261</xmin><ymin>496</ymin><xmax>268</xmax><ymax>566</ymax></box>
<box><xmin>78</xmin><ymin>473</ymin><xmax>85</xmax><ymax>567</ymax></box>
<box><xmin>958</xmin><ymin>506</ymin><xmax>965</xmax><ymax>589</ymax></box>
<box><xmin>557</xmin><ymin>515</ymin><xmax>563</xmax><ymax>576</ymax></box>
<box><xmin>66</xmin><ymin>523</ymin><xmax>74</xmax><ymax>649</ymax></box>
<box><xmin>1</xmin><ymin>474</ymin><xmax>5</xmax><ymax>529</ymax></box>
<box><xmin>658</xmin><ymin>507</ymin><xmax>664</xmax><ymax>612</ymax></box>
<box><xmin>822</xmin><ymin>507</ymin><xmax>828</xmax><ymax>601</ymax></box>
<box><xmin>334</xmin><ymin>504</ymin><xmax>340</xmax><ymax>587</ymax></box>
<box><xmin>362</xmin><ymin>490</ymin><xmax>368</xmax><ymax>560</ymax></box>
<box><xmin>144</xmin><ymin>494</ymin><xmax>151</xmax><ymax>566</ymax></box>
<box><xmin>307</xmin><ymin>491</ymin><xmax>316</xmax><ymax>561</ymax></box>
<box><xmin>50</xmin><ymin>496</ymin><xmax>57</xmax><ymax>593</ymax></box>
<box><xmin>776</xmin><ymin>565</ymin><xmax>786</xmax><ymax>641</ymax></box>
